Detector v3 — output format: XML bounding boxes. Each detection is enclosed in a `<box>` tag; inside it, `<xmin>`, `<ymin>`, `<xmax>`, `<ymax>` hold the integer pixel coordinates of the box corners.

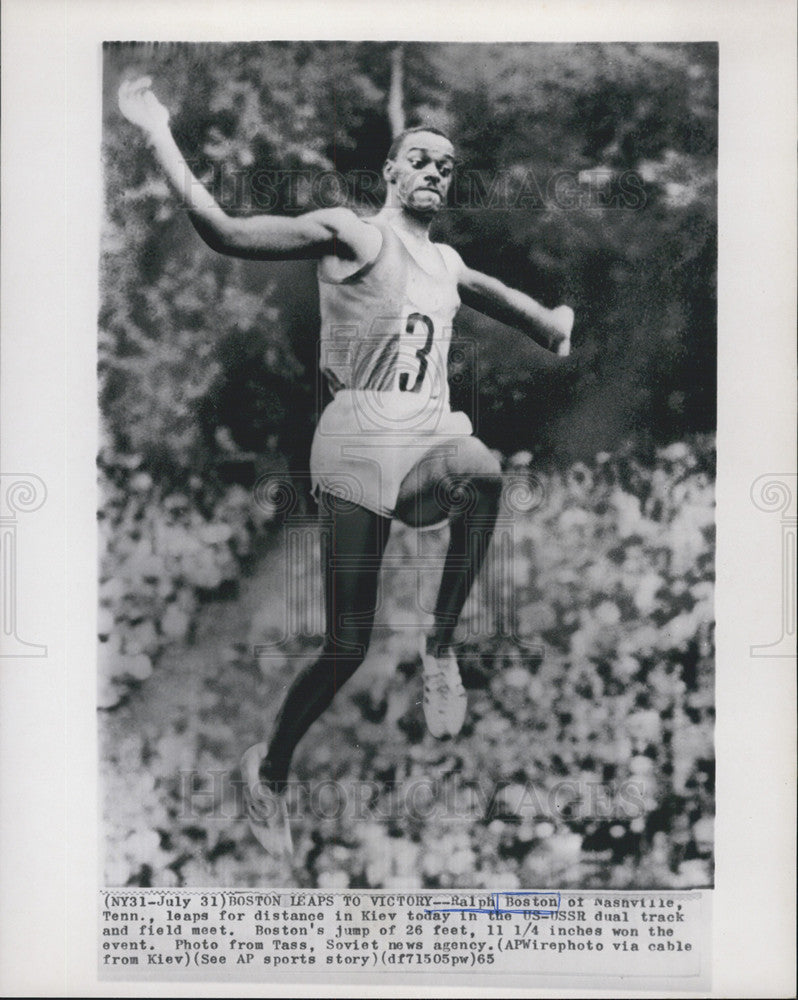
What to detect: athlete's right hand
<box><xmin>118</xmin><ymin>76</ymin><xmax>170</xmax><ymax>135</ymax></box>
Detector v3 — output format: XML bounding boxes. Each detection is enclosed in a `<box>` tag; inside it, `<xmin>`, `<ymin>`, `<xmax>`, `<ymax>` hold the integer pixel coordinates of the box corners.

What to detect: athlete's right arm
<box><xmin>117</xmin><ymin>77</ymin><xmax>378</xmax><ymax>262</ymax></box>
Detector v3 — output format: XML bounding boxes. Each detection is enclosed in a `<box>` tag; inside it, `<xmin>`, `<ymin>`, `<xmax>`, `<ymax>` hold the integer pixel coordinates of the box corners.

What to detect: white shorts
<box><xmin>310</xmin><ymin>389</ymin><xmax>474</xmax><ymax>519</ymax></box>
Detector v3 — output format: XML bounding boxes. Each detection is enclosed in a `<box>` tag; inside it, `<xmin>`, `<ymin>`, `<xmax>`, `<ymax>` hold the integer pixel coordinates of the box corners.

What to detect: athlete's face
<box><xmin>384</xmin><ymin>132</ymin><xmax>456</xmax><ymax>216</ymax></box>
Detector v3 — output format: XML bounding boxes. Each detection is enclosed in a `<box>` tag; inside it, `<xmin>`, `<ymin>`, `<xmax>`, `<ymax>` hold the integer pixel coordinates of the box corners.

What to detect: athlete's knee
<box><xmin>448</xmin><ymin>437</ymin><xmax>502</xmax><ymax>483</ymax></box>
<box><xmin>461</xmin><ymin>449</ymin><xmax>503</xmax><ymax>505</ymax></box>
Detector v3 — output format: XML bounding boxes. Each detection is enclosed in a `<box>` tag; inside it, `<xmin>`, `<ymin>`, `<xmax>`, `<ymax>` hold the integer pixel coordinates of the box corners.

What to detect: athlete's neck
<box><xmin>373</xmin><ymin>206</ymin><xmax>434</xmax><ymax>242</ymax></box>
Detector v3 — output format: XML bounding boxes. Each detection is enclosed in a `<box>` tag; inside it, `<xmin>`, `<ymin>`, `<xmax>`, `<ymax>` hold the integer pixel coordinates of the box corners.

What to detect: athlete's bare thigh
<box><xmin>393</xmin><ymin>436</ymin><xmax>502</xmax><ymax>529</ymax></box>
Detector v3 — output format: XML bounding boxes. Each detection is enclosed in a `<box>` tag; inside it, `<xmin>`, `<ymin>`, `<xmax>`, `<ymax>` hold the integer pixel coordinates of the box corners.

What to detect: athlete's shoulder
<box><xmin>310</xmin><ymin>207</ymin><xmax>382</xmax><ymax>270</ymax></box>
<box><xmin>304</xmin><ymin>206</ymin><xmax>367</xmax><ymax>239</ymax></box>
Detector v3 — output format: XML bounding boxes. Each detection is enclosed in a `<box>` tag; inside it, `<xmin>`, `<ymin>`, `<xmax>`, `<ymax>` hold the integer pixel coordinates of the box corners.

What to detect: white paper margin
<box><xmin>1</xmin><ymin>0</ymin><xmax>795</xmax><ymax>996</ymax></box>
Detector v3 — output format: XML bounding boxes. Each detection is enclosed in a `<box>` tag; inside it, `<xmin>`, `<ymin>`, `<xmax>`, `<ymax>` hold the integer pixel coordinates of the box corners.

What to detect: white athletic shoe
<box><xmin>420</xmin><ymin>639</ymin><xmax>467</xmax><ymax>739</ymax></box>
<box><xmin>240</xmin><ymin>742</ymin><xmax>293</xmax><ymax>857</ymax></box>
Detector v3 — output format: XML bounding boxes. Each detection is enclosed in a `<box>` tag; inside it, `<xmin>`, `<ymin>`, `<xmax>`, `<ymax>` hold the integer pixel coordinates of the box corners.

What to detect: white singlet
<box><xmin>309</xmin><ymin>215</ymin><xmax>473</xmax><ymax>518</ymax></box>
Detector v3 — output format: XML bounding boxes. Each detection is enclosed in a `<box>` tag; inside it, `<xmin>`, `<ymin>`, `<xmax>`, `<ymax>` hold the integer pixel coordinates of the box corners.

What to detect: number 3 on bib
<box><xmin>398</xmin><ymin>312</ymin><xmax>434</xmax><ymax>393</ymax></box>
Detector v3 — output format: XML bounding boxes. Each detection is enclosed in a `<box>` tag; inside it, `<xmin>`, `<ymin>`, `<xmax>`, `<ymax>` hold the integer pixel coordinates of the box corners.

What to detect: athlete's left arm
<box><xmin>456</xmin><ymin>263</ymin><xmax>574</xmax><ymax>356</ymax></box>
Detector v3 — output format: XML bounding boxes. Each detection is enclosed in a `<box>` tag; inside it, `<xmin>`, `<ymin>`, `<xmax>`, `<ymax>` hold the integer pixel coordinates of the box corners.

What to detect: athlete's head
<box><xmin>383</xmin><ymin>126</ymin><xmax>456</xmax><ymax>217</ymax></box>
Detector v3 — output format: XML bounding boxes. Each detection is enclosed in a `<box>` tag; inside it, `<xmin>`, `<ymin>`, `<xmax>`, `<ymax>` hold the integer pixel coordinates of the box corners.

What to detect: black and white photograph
<box><xmin>1</xmin><ymin>1</ymin><xmax>795</xmax><ymax>995</ymax></box>
<box><xmin>99</xmin><ymin>40</ymin><xmax>717</xmax><ymax>891</ymax></box>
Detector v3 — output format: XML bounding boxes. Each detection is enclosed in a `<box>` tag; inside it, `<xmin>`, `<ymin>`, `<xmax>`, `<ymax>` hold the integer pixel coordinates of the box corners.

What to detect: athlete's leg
<box><xmin>259</xmin><ymin>493</ymin><xmax>391</xmax><ymax>787</ymax></box>
<box><xmin>394</xmin><ymin>436</ymin><xmax>502</xmax><ymax>656</ymax></box>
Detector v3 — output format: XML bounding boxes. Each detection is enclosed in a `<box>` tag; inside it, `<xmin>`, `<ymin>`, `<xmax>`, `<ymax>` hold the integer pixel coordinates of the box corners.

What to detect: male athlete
<box><xmin>118</xmin><ymin>77</ymin><xmax>574</xmax><ymax>856</ymax></box>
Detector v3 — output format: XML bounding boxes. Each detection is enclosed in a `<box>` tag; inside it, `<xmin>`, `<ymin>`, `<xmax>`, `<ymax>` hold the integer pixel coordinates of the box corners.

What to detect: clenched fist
<box><xmin>118</xmin><ymin>76</ymin><xmax>170</xmax><ymax>136</ymax></box>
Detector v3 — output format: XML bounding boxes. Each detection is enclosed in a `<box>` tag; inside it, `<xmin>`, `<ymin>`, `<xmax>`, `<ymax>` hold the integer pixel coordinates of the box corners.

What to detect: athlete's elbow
<box><xmin>188</xmin><ymin>212</ymin><xmax>239</xmax><ymax>255</ymax></box>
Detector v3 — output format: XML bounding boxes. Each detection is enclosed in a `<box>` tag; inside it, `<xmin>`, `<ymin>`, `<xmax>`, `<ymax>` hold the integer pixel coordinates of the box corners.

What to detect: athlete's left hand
<box><xmin>550</xmin><ymin>305</ymin><xmax>574</xmax><ymax>356</ymax></box>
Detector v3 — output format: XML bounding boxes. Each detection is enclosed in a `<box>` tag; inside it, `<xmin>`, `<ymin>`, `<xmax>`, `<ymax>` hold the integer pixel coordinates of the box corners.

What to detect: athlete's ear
<box><xmin>383</xmin><ymin>159</ymin><xmax>397</xmax><ymax>184</ymax></box>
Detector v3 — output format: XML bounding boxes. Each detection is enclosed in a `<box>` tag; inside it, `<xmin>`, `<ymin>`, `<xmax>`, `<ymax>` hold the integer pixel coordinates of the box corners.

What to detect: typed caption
<box><xmin>100</xmin><ymin>888</ymin><xmax>709</xmax><ymax>988</ymax></box>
